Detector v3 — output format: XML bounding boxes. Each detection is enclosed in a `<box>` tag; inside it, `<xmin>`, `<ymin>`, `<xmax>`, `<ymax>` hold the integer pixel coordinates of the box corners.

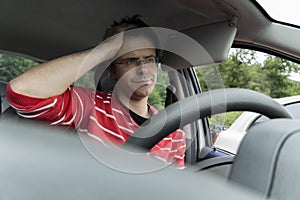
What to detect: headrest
<box><xmin>94</xmin><ymin>64</ymin><xmax>116</xmax><ymax>93</ymax></box>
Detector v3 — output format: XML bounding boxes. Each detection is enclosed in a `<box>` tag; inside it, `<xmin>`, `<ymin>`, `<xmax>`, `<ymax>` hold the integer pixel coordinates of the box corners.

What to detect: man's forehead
<box><xmin>117</xmin><ymin>36</ymin><xmax>155</xmax><ymax>56</ymax></box>
<box><xmin>117</xmin><ymin>48</ymin><xmax>156</xmax><ymax>59</ymax></box>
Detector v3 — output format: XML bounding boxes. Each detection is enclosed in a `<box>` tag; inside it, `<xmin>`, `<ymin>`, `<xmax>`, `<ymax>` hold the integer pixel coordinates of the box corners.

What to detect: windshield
<box><xmin>256</xmin><ymin>0</ymin><xmax>300</xmax><ymax>26</ymax></box>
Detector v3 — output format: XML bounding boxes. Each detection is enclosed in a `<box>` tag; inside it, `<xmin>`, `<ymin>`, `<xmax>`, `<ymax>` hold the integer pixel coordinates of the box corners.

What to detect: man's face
<box><xmin>111</xmin><ymin>36</ymin><xmax>157</xmax><ymax>101</ymax></box>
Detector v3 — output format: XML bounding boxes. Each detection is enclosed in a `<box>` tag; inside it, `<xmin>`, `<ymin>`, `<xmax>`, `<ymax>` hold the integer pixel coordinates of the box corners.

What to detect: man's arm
<box><xmin>10</xmin><ymin>33</ymin><xmax>123</xmax><ymax>98</ymax></box>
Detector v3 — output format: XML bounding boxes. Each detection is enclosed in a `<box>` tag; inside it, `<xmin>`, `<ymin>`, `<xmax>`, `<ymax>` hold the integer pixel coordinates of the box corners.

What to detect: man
<box><xmin>6</xmin><ymin>15</ymin><xmax>186</xmax><ymax>168</ymax></box>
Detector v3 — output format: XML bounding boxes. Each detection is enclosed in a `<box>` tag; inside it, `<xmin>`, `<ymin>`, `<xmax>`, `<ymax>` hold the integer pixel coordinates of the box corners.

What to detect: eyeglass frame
<box><xmin>114</xmin><ymin>56</ymin><xmax>159</xmax><ymax>67</ymax></box>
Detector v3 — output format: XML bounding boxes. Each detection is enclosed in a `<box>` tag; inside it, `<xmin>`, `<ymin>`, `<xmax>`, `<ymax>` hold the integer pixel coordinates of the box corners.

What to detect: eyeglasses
<box><xmin>114</xmin><ymin>56</ymin><xmax>158</xmax><ymax>67</ymax></box>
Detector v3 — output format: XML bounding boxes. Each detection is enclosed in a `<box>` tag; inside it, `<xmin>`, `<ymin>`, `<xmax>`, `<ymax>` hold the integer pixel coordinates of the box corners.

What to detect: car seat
<box><xmin>228</xmin><ymin>118</ymin><xmax>300</xmax><ymax>199</ymax></box>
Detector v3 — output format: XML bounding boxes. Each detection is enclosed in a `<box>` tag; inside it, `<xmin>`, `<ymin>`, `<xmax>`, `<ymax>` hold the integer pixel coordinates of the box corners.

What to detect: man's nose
<box><xmin>136</xmin><ymin>63</ymin><xmax>147</xmax><ymax>74</ymax></box>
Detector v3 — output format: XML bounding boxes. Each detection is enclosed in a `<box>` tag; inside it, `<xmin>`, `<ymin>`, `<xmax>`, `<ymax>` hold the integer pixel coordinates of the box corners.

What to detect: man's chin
<box><xmin>130</xmin><ymin>86</ymin><xmax>153</xmax><ymax>100</ymax></box>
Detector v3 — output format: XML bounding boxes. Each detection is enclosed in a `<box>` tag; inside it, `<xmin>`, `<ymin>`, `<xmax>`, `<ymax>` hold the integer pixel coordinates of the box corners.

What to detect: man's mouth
<box><xmin>132</xmin><ymin>76</ymin><xmax>154</xmax><ymax>84</ymax></box>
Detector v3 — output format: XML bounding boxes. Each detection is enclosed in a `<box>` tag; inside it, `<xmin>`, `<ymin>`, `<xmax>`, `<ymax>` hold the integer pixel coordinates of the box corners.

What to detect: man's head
<box><xmin>102</xmin><ymin>15</ymin><xmax>161</xmax><ymax>62</ymax></box>
<box><xmin>102</xmin><ymin>15</ymin><xmax>150</xmax><ymax>41</ymax></box>
<box><xmin>98</xmin><ymin>15</ymin><xmax>160</xmax><ymax>101</ymax></box>
<box><xmin>111</xmin><ymin>36</ymin><xmax>157</xmax><ymax>101</ymax></box>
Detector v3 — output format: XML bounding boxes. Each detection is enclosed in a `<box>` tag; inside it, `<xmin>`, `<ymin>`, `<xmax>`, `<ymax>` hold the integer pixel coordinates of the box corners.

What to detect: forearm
<box><xmin>10</xmin><ymin>34</ymin><xmax>123</xmax><ymax>98</ymax></box>
<box><xmin>10</xmin><ymin>50</ymin><xmax>92</xmax><ymax>98</ymax></box>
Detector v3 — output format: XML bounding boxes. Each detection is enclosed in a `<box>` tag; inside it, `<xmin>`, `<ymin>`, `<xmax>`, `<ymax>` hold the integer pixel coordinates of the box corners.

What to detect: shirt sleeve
<box><xmin>6</xmin><ymin>83</ymin><xmax>94</xmax><ymax>129</ymax></box>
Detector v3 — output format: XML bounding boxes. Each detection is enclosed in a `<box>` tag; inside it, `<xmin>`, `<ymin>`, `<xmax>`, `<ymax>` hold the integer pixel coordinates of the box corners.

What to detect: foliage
<box><xmin>0</xmin><ymin>53</ymin><xmax>38</xmax><ymax>82</ymax></box>
<box><xmin>148</xmin><ymin>66</ymin><xmax>169</xmax><ymax>110</ymax></box>
<box><xmin>196</xmin><ymin>49</ymin><xmax>300</xmax><ymax>126</ymax></box>
<box><xmin>261</xmin><ymin>56</ymin><xmax>300</xmax><ymax>97</ymax></box>
<box><xmin>76</xmin><ymin>70</ymin><xmax>95</xmax><ymax>89</ymax></box>
<box><xmin>208</xmin><ymin>112</ymin><xmax>242</xmax><ymax>126</ymax></box>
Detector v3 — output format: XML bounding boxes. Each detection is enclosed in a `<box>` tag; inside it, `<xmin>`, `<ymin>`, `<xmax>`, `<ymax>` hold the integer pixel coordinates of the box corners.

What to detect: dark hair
<box><xmin>102</xmin><ymin>14</ymin><xmax>150</xmax><ymax>40</ymax></box>
<box><xmin>102</xmin><ymin>15</ymin><xmax>162</xmax><ymax>59</ymax></box>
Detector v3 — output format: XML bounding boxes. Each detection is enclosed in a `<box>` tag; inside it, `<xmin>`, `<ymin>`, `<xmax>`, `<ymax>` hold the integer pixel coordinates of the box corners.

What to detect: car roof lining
<box><xmin>0</xmin><ymin>0</ymin><xmax>237</xmax><ymax>67</ymax></box>
<box><xmin>1</xmin><ymin>0</ymin><xmax>299</xmax><ymax>68</ymax></box>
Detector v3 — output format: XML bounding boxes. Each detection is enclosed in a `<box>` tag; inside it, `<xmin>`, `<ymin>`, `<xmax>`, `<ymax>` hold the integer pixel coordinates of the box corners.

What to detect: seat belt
<box><xmin>165</xmin><ymin>85</ymin><xmax>178</xmax><ymax>107</ymax></box>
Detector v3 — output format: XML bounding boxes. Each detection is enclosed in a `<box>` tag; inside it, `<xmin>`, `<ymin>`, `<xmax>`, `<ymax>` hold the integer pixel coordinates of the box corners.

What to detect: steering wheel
<box><xmin>125</xmin><ymin>88</ymin><xmax>292</xmax><ymax>150</ymax></box>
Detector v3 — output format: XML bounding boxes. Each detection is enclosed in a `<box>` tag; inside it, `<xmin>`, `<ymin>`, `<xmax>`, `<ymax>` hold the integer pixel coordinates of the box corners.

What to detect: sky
<box><xmin>288</xmin><ymin>72</ymin><xmax>300</xmax><ymax>82</ymax></box>
<box><xmin>256</xmin><ymin>0</ymin><xmax>300</xmax><ymax>82</ymax></box>
<box><xmin>256</xmin><ymin>0</ymin><xmax>300</xmax><ymax>26</ymax></box>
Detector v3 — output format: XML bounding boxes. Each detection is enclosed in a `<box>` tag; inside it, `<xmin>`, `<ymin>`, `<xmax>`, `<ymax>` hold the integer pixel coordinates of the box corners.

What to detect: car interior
<box><xmin>1</xmin><ymin>0</ymin><xmax>300</xmax><ymax>199</ymax></box>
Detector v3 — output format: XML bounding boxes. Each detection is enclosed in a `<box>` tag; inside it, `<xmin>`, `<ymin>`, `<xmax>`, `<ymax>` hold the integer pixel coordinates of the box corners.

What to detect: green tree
<box><xmin>148</xmin><ymin>66</ymin><xmax>169</xmax><ymax>110</ymax></box>
<box><xmin>196</xmin><ymin>48</ymin><xmax>300</xmax><ymax>126</ymax></box>
<box><xmin>0</xmin><ymin>53</ymin><xmax>38</xmax><ymax>82</ymax></box>
<box><xmin>261</xmin><ymin>56</ymin><xmax>300</xmax><ymax>98</ymax></box>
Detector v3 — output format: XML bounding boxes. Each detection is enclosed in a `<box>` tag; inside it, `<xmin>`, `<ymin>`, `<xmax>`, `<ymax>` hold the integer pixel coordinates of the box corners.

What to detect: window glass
<box><xmin>255</xmin><ymin>101</ymin><xmax>300</xmax><ymax>125</ymax></box>
<box><xmin>148</xmin><ymin>65</ymin><xmax>169</xmax><ymax>110</ymax></box>
<box><xmin>195</xmin><ymin>48</ymin><xmax>300</xmax><ymax>143</ymax></box>
<box><xmin>0</xmin><ymin>53</ymin><xmax>38</xmax><ymax>82</ymax></box>
<box><xmin>285</xmin><ymin>103</ymin><xmax>300</xmax><ymax>119</ymax></box>
<box><xmin>256</xmin><ymin>0</ymin><xmax>300</xmax><ymax>26</ymax></box>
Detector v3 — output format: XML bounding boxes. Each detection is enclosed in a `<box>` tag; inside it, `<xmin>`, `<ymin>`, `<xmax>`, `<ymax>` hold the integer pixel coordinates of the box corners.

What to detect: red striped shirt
<box><xmin>6</xmin><ymin>83</ymin><xmax>186</xmax><ymax>168</ymax></box>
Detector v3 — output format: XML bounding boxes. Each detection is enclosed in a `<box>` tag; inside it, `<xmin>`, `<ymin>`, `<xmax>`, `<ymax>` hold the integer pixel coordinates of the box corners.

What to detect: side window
<box><xmin>195</xmin><ymin>48</ymin><xmax>300</xmax><ymax>147</ymax></box>
<box><xmin>255</xmin><ymin>101</ymin><xmax>300</xmax><ymax>125</ymax></box>
<box><xmin>0</xmin><ymin>53</ymin><xmax>38</xmax><ymax>82</ymax></box>
<box><xmin>148</xmin><ymin>65</ymin><xmax>169</xmax><ymax>110</ymax></box>
<box><xmin>285</xmin><ymin>102</ymin><xmax>300</xmax><ymax>119</ymax></box>
<box><xmin>0</xmin><ymin>53</ymin><xmax>38</xmax><ymax>112</ymax></box>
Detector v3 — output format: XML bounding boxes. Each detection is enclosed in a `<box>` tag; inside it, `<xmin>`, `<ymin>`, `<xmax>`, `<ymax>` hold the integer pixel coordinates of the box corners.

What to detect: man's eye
<box><xmin>125</xmin><ymin>60</ymin><xmax>136</xmax><ymax>65</ymax></box>
<box><xmin>146</xmin><ymin>57</ymin><xmax>155</xmax><ymax>63</ymax></box>
<box><xmin>145</xmin><ymin>57</ymin><xmax>156</xmax><ymax>63</ymax></box>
